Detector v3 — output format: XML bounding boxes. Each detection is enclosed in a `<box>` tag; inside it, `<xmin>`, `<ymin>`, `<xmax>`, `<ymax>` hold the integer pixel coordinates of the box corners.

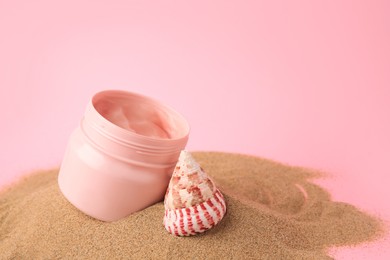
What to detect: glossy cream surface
<box><xmin>95</xmin><ymin>96</ymin><xmax>172</xmax><ymax>139</ymax></box>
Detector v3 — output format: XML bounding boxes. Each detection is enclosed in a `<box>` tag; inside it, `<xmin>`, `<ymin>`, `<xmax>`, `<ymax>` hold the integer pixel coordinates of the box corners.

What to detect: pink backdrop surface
<box><xmin>0</xmin><ymin>1</ymin><xmax>389</xmax><ymax>258</ymax></box>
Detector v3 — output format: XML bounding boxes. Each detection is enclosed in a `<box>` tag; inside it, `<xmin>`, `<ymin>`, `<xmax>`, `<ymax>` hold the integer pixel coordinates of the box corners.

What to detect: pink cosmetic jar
<box><xmin>58</xmin><ymin>90</ymin><xmax>190</xmax><ymax>221</ymax></box>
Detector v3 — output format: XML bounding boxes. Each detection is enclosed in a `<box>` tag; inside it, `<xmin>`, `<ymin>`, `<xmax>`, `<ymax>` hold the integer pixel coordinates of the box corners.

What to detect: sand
<box><xmin>0</xmin><ymin>152</ymin><xmax>383</xmax><ymax>259</ymax></box>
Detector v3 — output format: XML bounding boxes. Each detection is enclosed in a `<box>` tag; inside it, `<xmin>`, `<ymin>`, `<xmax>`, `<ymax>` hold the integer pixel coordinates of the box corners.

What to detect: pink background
<box><xmin>0</xmin><ymin>0</ymin><xmax>389</xmax><ymax>258</ymax></box>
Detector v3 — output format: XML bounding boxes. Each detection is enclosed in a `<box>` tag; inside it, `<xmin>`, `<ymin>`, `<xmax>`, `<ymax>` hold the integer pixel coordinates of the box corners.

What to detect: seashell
<box><xmin>163</xmin><ymin>150</ymin><xmax>227</xmax><ymax>236</ymax></box>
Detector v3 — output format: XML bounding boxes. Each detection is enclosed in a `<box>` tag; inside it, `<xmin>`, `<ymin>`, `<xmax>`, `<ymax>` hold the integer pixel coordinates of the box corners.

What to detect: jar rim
<box><xmin>86</xmin><ymin>90</ymin><xmax>190</xmax><ymax>147</ymax></box>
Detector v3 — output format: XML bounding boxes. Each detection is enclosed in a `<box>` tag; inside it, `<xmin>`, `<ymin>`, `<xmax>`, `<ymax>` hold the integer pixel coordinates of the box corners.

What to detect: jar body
<box><xmin>58</xmin><ymin>90</ymin><xmax>189</xmax><ymax>221</ymax></box>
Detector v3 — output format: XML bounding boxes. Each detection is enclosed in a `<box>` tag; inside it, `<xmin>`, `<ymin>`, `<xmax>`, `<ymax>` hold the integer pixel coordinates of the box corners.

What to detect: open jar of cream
<box><xmin>58</xmin><ymin>90</ymin><xmax>190</xmax><ymax>221</ymax></box>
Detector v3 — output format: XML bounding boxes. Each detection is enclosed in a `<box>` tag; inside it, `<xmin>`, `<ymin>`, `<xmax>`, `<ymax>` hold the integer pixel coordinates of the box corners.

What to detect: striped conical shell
<box><xmin>163</xmin><ymin>150</ymin><xmax>226</xmax><ymax>236</ymax></box>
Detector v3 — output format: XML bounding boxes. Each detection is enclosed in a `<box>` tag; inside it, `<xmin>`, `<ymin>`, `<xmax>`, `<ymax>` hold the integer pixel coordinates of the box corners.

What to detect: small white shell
<box><xmin>163</xmin><ymin>151</ymin><xmax>226</xmax><ymax>236</ymax></box>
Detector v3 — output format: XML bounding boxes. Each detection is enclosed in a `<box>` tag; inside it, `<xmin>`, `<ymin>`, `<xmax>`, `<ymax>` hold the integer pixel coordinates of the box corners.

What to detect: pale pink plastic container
<box><xmin>58</xmin><ymin>90</ymin><xmax>190</xmax><ymax>221</ymax></box>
